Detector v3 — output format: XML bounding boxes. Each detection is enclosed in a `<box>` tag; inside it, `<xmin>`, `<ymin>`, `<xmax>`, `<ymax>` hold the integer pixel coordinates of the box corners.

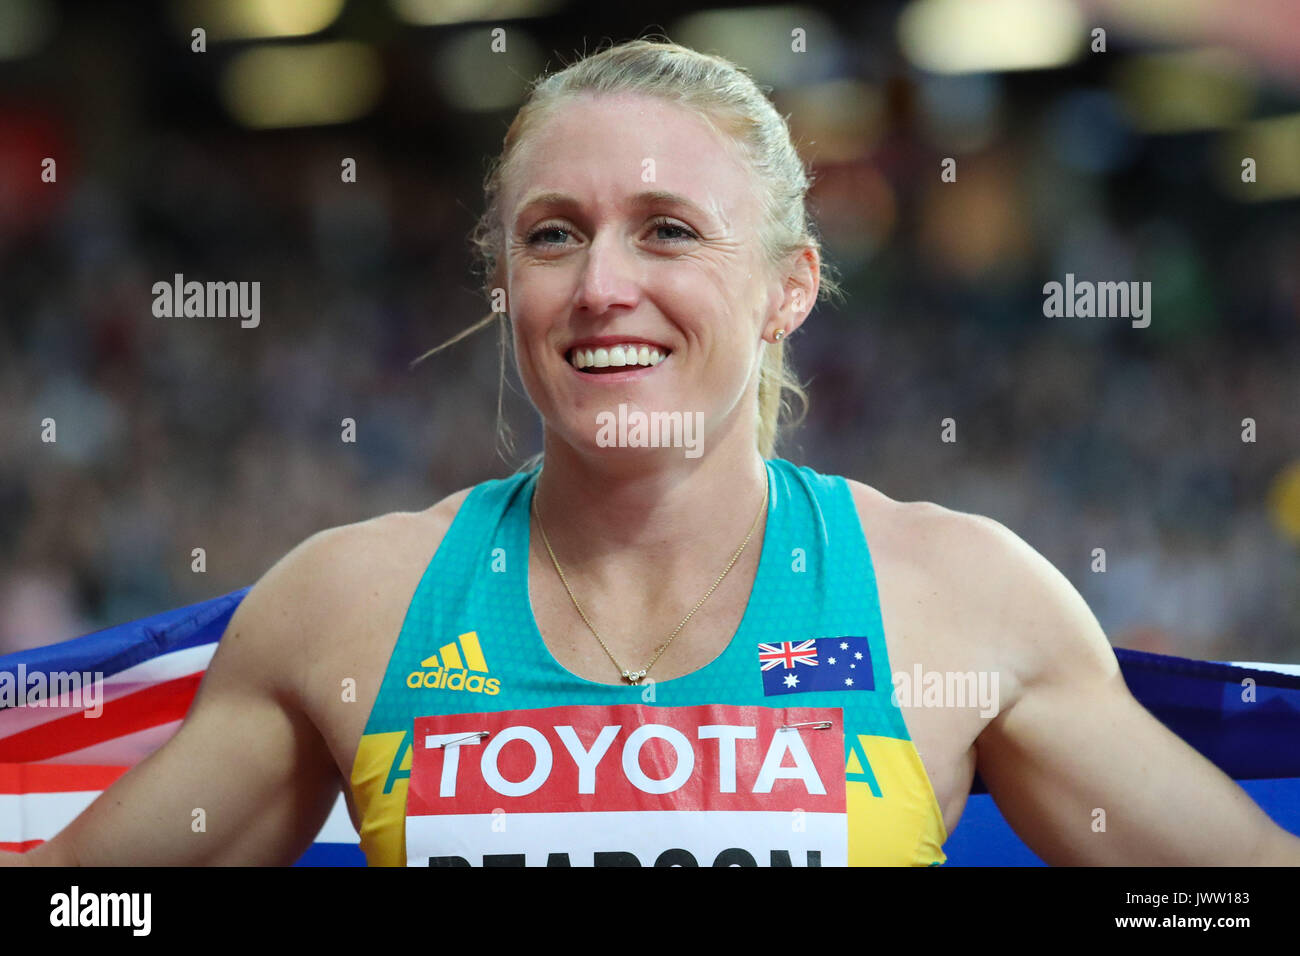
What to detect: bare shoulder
<box><xmin>842</xmin><ymin>479</ymin><xmax>1117</xmax><ymax>708</ymax></box>
<box><xmin>844</xmin><ymin>478</ymin><xmax>1020</xmax><ymax>569</ymax></box>
<box><xmin>842</xmin><ymin>478</ymin><xmax>1016</xmax><ymax>593</ymax></box>
<box><xmin>280</xmin><ymin>487</ymin><xmax>474</xmax><ymax>593</ymax></box>
<box><xmin>224</xmin><ymin>487</ymin><xmax>476</xmax><ymax>695</ymax></box>
<box><xmin>257</xmin><ymin>487</ymin><xmax>473</xmax><ymax>616</ymax></box>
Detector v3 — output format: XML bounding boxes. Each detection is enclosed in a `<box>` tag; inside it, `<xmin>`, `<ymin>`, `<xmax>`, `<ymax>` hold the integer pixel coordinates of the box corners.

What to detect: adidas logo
<box><xmin>406</xmin><ymin>631</ymin><xmax>501</xmax><ymax>695</ymax></box>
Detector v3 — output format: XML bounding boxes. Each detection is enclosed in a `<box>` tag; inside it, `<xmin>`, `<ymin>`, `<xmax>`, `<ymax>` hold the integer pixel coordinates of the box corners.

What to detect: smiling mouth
<box><xmin>567</xmin><ymin>343</ymin><xmax>670</xmax><ymax>373</ymax></box>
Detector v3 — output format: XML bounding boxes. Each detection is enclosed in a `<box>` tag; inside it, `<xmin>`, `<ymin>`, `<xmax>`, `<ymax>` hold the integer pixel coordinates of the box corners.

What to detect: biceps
<box><xmin>46</xmin><ymin>680</ymin><xmax>338</xmax><ymax>866</ymax></box>
<box><xmin>976</xmin><ymin>671</ymin><xmax>1279</xmax><ymax>865</ymax></box>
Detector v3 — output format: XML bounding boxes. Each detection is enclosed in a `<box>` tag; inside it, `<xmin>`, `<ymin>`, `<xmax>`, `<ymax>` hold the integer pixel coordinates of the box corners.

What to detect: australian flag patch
<box><xmin>758</xmin><ymin>637</ymin><xmax>874</xmax><ymax>696</ymax></box>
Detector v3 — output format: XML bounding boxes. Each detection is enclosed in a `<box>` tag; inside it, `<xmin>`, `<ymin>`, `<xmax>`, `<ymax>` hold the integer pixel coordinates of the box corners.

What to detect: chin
<box><xmin>554</xmin><ymin>401</ymin><xmax>709</xmax><ymax>462</ymax></box>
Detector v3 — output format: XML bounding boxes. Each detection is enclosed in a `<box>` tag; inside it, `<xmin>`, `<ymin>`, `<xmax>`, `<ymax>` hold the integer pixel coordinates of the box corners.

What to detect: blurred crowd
<box><xmin>1</xmin><ymin>1</ymin><xmax>1298</xmax><ymax>665</ymax></box>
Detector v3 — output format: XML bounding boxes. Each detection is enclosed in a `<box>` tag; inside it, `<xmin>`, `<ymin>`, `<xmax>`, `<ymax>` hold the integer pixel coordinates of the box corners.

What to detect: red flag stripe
<box><xmin>35</xmin><ymin>720</ymin><xmax>182</xmax><ymax>768</ymax></box>
<box><xmin>0</xmin><ymin>840</ymin><xmax>44</xmax><ymax>852</ymax></box>
<box><xmin>0</xmin><ymin>640</ymin><xmax>215</xmax><ymax>741</ymax></box>
<box><xmin>0</xmin><ymin>763</ymin><xmax>127</xmax><ymax>794</ymax></box>
<box><xmin>0</xmin><ymin>674</ymin><xmax>202</xmax><ymax>763</ymax></box>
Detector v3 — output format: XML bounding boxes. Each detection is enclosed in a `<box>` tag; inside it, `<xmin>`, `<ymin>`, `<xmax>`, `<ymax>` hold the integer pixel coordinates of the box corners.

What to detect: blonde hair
<box><xmin>423</xmin><ymin>36</ymin><xmax>843</xmax><ymax>460</ymax></box>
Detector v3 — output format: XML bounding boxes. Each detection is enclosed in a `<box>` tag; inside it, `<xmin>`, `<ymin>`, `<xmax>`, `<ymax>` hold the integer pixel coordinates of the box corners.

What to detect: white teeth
<box><xmin>568</xmin><ymin>343</ymin><xmax>669</xmax><ymax>370</ymax></box>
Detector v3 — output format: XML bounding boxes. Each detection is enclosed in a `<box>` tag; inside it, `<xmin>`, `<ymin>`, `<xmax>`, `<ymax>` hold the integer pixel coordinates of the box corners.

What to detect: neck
<box><xmin>532</xmin><ymin>426</ymin><xmax>769</xmax><ymax>592</ymax></box>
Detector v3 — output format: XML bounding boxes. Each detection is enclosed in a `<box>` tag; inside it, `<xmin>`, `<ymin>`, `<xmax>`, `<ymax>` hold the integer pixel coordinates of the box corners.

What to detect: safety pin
<box><xmin>431</xmin><ymin>731</ymin><xmax>490</xmax><ymax>748</ymax></box>
<box><xmin>780</xmin><ymin>720</ymin><xmax>832</xmax><ymax>731</ymax></box>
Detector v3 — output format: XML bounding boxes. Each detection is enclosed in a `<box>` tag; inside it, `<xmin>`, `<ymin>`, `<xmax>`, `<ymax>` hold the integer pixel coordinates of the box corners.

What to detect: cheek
<box><xmin>512</xmin><ymin>327</ymin><xmax>554</xmax><ymax>397</ymax></box>
<box><xmin>508</xmin><ymin>272</ymin><xmax>565</xmax><ymax>340</ymax></box>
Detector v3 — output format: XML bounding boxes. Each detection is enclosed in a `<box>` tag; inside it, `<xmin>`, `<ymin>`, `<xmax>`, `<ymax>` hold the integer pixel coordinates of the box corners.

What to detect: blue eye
<box><xmin>526</xmin><ymin>225</ymin><xmax>571</xmax><ymax>245</ymax></box>
<box><xmin>651</xmin><ymin>220</ymin><xmax>698</xmax><ymax>242</ymax></box>
<box><xmin>525</xmin><ymin>218</ymin><xmax>698</xmax><ymax>247</ymax></box>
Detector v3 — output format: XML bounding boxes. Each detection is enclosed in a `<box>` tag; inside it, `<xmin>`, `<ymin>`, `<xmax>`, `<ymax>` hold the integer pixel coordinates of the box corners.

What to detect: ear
<box><xmin>774</xmin><ymin>247</ymin><xmax>819</xmax><ymax>338</ymax></box>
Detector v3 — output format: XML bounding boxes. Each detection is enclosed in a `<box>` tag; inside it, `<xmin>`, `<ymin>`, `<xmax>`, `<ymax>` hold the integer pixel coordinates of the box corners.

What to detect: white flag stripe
<box><xmin>0</xmin><ymin>790</ymin><xmax>100</xmax><ymax>843</ymax></box>
<box><xmin>0</xmin><ymin>643</ymin><xmax>216</xmax><ymax>740</ymax></box>
<box><xmin>317</xmin><ymin>793</ymin><xmax>360</xmax><ymax>843</ymax></box>
<box><xmin>1</xmin><ymin>788</ymin><xmax>358</xmax><ymax>847</ymax></box>
<box><xmin>1227</xmin><ymin>661</ymin><xmax>1300</xmax><ymax>676</ymax></box>
<box><xmin>103</xmin><ymin>643</ymin><xmax>218</xmax><ymax>686</ymax></box>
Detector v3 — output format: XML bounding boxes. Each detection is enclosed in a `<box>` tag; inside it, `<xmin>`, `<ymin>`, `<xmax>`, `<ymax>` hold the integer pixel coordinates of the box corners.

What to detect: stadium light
<box><xmin>173</xmin><ymin>0</ymin><xmax>345</xmax><ymax>42</ymax></box>
<box><xmin>897</xmin><ymin>0</ymin><xmax>1085</xmax><ymax>74</ymax></box>
<box><xmin>219</xmin><ymin>42</ymin><xmax>383</xmax><ymax>128</ymax></box>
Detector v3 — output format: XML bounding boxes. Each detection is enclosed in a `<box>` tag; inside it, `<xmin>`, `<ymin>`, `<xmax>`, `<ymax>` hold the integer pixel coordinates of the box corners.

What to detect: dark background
<box><xmin>1</xmin><ymin>0</ymin><xmax>1298</xmax><ymax>664</ymax></box>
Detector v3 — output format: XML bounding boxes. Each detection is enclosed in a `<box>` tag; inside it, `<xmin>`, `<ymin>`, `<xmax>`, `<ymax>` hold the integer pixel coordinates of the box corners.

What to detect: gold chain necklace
<box><xmin>531</xmin><ymin>475</ymin><xmax>769</xmax><ymax>684</ymax></box>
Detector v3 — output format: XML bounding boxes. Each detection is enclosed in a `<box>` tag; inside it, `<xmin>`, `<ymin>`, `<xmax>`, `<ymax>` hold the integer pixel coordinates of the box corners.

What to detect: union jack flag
<box><xmin>0</xmin><ymin>588</ymin><xmax>361</xmax><ymax>864</ymax></box>
<box><xmin>757</xmin><ymin>640</ymin><xmax>819</xmax><ymax>671</ymax></box>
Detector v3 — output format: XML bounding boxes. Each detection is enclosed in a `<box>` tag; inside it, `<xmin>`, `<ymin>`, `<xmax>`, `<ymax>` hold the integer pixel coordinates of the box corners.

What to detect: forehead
<box><xmin>505</xmin><ymin>92</ymin><xmax>754</xmax><ymax>227</ymax></box>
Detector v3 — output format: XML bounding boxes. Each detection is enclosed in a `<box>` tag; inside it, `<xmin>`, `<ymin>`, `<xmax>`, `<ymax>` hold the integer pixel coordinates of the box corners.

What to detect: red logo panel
<box><xmin>408</xmin><ymin>703</ymin><xmax>845</xmax><ymax>816</ymax></box>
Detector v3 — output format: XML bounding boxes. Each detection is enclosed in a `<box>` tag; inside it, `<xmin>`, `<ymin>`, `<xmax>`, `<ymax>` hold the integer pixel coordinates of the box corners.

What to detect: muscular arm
<box><xmin>0</xmin><ymin>530</ymin><xmax>350</xmax><ymax>867</ymax></box>
<box><xmin>955</xmin><ymin>513</ymin><xmax>1300</xmax><ymax>865</ymax></box>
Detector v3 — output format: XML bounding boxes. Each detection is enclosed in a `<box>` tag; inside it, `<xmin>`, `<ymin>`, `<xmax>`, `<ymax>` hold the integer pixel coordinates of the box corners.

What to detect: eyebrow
<box><xmin>512</xmin><ymin>189</ymin><xmax>716</xmax><ymax>225</ymax></box>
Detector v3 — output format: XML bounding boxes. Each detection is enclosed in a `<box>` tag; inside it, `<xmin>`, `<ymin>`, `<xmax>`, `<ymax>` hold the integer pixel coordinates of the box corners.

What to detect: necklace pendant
<box><xmin>622</xmin><ymin>669</ymin><xmax>647</xmax><ymax>684</ymax></box>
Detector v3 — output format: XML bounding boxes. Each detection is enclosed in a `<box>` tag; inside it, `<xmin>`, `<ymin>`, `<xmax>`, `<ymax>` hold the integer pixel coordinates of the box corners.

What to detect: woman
<box><xmin>5</xmin><ymin>38</ymin><xmax>1297</xmax><ymax>867</ymax></box>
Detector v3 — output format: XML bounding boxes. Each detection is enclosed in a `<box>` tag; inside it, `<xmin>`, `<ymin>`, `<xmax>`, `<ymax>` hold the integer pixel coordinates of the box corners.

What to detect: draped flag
<box><xmin>0</xmin><ymin>588</ymin><xmax>361</xmax><ymax>865</ymax></box>
<box><xmin>945</xmin><ymin>650</ymin><xmax>1300</xmax><ymax>865</ymax></box>
<box><xmin>1</xmin><ymin>588</ymin><xmax>1297</xmax><ymax>865</ymax></box>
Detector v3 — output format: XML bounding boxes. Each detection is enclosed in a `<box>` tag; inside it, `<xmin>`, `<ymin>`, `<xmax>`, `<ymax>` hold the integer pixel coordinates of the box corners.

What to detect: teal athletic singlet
<box><xmin>348</xmin><ymin>458</ymin><xmax>948</xmax><ymax>866</ymax></box>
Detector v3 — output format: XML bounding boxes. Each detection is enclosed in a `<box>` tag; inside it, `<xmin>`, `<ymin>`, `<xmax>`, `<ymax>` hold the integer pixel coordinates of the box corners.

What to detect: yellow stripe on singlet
<box><xmin>846</xmin><ymin>735</ymin><xmax>948</xmax><ymax>866</ymax></box>
<box><xmin>350</xmin><ymin>731</ymin><xmax>409</xmax><ymax>867</ymax></box>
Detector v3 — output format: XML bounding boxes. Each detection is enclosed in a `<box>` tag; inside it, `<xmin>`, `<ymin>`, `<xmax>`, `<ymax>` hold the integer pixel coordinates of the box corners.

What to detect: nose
<box><xmin>573</xmin><ymin>229</ymin><xmax>640</xmax><ymax>317</ymax></box>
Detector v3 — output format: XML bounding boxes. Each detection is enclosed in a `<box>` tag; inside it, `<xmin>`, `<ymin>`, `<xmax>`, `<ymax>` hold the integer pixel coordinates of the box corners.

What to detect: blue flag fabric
<box><xmin>950</xmin><ymin>651</ymin><xmax>1300</xmax><ymax>864</ymax></box>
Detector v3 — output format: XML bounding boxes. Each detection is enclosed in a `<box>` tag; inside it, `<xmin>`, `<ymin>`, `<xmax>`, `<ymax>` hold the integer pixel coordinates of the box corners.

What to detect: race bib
<box><xmin>406</xmin><ymin>703</ymin><xmax>847</xmax><ymax>866</ymax></box>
